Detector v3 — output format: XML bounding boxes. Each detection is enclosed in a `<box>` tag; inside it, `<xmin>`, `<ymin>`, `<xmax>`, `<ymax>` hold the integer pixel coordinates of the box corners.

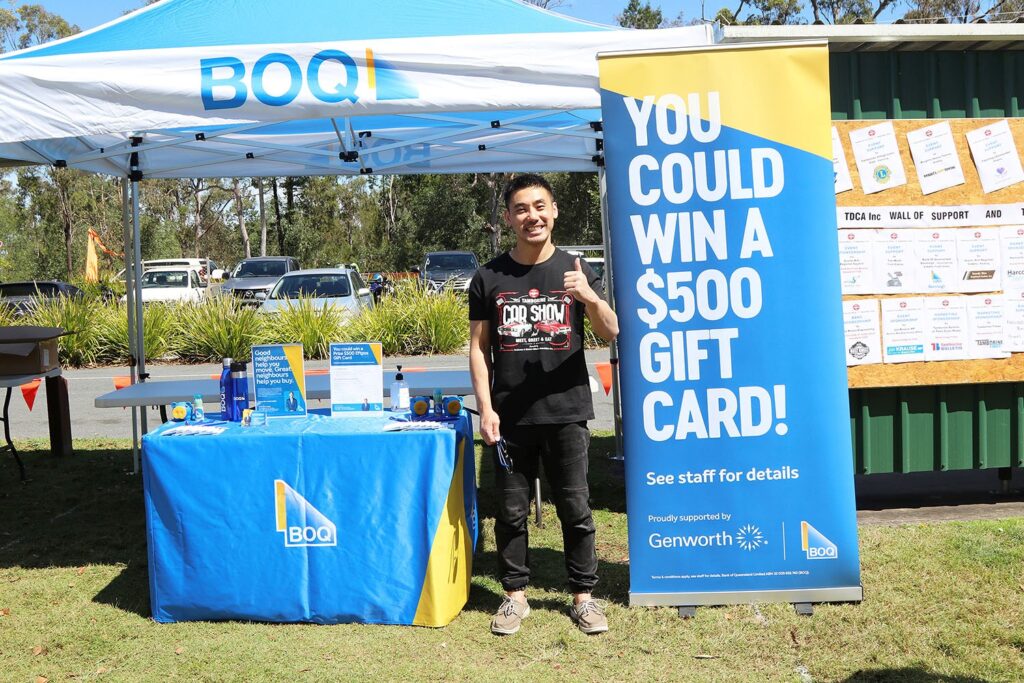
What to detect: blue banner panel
<box><xmin>598</xmin><ymin>44</ymin><xmax>862</xmax><ymax>605</ymax></box>
<box><xmin>142</xmin><ymin>411</ymin><xmax>476</xmax><ymax>625</ymax></box>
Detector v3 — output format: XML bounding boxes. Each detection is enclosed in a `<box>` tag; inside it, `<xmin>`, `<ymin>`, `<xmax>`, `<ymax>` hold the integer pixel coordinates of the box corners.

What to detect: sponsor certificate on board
<box><xmin>832</xmin><ymin>126</ymin><xmax>854</xmax><ymax>194</ymax></box>
<box><xmin>923</xmin><ymin>296</ymin><xmax>970</xmax><ymax>361</ymax></box>
<box><xmin>849</xmin><ymin>121</ymin><xmax>908</xmax><ymax>194</ymax></box>
<box><xmin>875</xmin><ymin>229</ymin><xmax>918</xmax><ymax>294</ymax></box>
<box><xmin>913</xmin><ymin>229</ymin><xmax>959</xmax><ymax>293</ymax></box>
<box><xmin>956</xmin><ymin>228</ymin><xmax>1001</xmax><ymax>293</ymax></box>
<box><xmin>999</xmin><ymin>226</ymin><xmax>1024</xmax><ymax>289</ymax></box>
<box><xmin>966</xmin><ymin>120</ymin><xmax>1024</xmax><ymax>194</ymax></box>
<box><xmin>906</xmin><ymin>121</ymin><xmax>965</xmax><ymax>195</ymax></box>
<box><xmin>1002</xmin><ymin>289</ymin><xmax>1024</xmax><ymax>352</ymax></box>
<box><xmin>838</xmin><ymin>230</ymin><xmax>878</xmax><ymax>294</ymax></box>
<box><xmin>966</xmin><ymin>295</ymin><xmax>1009</xmax><ymax>359</ymax></box>
<box><xmin>881</xmin><ymin>297</ymin><xmax>926</xmax><ymax>363</ymax></box>
<box><xmin>842</xmin><ymin>299</ymin><xmax>882</xmax><ymax>366</ymax></box>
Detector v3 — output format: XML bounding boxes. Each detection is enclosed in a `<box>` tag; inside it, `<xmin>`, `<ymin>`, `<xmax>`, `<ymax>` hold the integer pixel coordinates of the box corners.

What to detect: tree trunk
<box><xmin>52</xmin><ymin>169</ymin><xmax>75</xmax><ymax>281</ymax></box>
<box><xmin>257</xmin><ymin>177</ymin><xmax>268</xmax><ymax>256</ymax></box>
<box><xmin>192</xmin><ymin>184</ymin><xmax>202</xmax><ymax>259</ymax></box>
<box><xmin>271</xmin><ymin>177</ymin><xmax>285</xmax><ymax>254</ymax></box>
<box><xmin>233</xmin><ymin>178</ymin><xmax>251</xmax><ymax>258</ymax></box>
<box><xmin>478</xmin><ymin>172</ymin><xmax>507</xmax><ymax>258</ymax></box>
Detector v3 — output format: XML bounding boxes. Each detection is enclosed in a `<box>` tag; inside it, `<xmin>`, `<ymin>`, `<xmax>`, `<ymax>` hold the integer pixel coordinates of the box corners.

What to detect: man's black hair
<box><xmin>503</xmin><ymin>173</ymin><xmax>555</xmax><ymax>208</ymax></box>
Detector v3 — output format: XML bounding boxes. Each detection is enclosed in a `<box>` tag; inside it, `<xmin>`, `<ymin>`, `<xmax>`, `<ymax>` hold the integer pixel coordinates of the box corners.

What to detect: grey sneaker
<box><xmin>568</xmin><ymin>599</ymin><xmax>608</xmax><ymax>634</ymax></box>
<box><xmin>490</xmin><ymin>596</ymin><xmax>530</xmax><ymax>635</ymax></box>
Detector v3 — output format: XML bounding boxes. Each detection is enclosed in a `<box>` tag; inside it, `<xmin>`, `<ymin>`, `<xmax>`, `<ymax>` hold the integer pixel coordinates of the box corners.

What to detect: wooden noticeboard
<box><xmin>831</xmin><ymin>118</ymin><xmax>1024</xmax><ymax>389</ymax></box>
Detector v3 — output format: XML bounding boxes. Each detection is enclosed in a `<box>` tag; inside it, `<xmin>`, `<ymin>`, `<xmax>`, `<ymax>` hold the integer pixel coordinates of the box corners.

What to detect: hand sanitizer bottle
<box><xmin>192</xmin><ymin>393</ymin><xmax>205</xmax><ymax>422</ymax></box>
<box><xmin>390</xmin><ymin>365</ymin><xmax>410</xmax><ymax>412</ymax></box>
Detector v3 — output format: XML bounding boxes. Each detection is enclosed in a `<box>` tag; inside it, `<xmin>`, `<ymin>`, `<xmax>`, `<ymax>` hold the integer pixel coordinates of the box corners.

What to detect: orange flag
<box><xmin>85</xmin><ymin>231</ymin><xmax>99</xmax><ymax>283</ymax></box>
<box><xmin>21</xmin><ymin>378</ymin><xmax>42</xmax><ymax>411</ymax></box>
<box><xmin>595</xmin><ymin>362</ymin><xmax>613</xmax><ymax>396</ymax></box>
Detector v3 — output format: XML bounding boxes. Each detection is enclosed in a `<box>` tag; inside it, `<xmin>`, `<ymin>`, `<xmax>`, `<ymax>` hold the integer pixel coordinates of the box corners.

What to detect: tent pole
<box><xmin>598</xmin><ymin>166</ymin><xmax>624</xmax><ymax>461</ymax></box>
<box><xmin>121</xmin><ymin>179</ymin><xmax>140</xmax><ymax>473</ymax></box>
<box><xmin>131</xmin><ymin>176</ymin><xmax>148</xmax><ymax>436</ymax></box>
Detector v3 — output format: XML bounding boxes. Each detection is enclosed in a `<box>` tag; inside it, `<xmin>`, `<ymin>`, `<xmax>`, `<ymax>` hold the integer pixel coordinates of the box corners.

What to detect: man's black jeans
<box><xmin>492</xmin><ymin>422</ymin><xmax>598</xmax><ymax>594</ymax></box>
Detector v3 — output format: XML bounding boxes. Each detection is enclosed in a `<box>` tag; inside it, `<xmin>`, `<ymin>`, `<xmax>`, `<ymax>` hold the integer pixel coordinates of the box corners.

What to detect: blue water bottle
<box><xmin>219</xmin><ymin>357</ymin><xmax>234</xmax><ymax>419</ymax></box>
<box><xmin>230</xmin><ymin>360</ymin><xmax>249</xmax><ymax>421</ymax></box>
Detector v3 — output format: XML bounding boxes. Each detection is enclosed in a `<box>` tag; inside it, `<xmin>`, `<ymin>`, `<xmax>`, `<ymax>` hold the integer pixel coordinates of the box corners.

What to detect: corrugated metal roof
<box><xmin>719</xmin><ymin>25</ymin><xmax>1023</xmax><ymax>119</ymax></box>
<box><xmin>720</xmin><ymin>24</ymin><xmax>1024</xmax><ymax>52</ymax></box>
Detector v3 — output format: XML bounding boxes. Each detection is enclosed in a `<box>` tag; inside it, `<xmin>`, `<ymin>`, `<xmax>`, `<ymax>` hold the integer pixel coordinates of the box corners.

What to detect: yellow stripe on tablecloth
<box><xmin>413</xmin><ymin>438</ymin><xmax>472</xmax><ymax>627</ymax></box>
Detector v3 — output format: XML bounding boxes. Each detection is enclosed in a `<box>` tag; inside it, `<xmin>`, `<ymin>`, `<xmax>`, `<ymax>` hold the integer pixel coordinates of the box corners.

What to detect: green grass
<box><xmin>1</xmin><ymin>436</ymin><xmax>1022</xmax><ymax>682</ymax></box>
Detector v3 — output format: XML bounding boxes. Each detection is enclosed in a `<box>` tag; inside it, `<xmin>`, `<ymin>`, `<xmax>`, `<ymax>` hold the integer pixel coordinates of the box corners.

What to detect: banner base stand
<box><xmin>677</xmin><ymin>606</ymin><xmax>696</xmax><ymax>619</ymax></box>
<box><xmin>631</xmin><ymin>586</ymin><xmax>864</xmax><ymax>607</ymax></box>
<box><xmin>794</xmin><ymin>602</ymin><xmax>814</xmax><ymax>616</ymax></box>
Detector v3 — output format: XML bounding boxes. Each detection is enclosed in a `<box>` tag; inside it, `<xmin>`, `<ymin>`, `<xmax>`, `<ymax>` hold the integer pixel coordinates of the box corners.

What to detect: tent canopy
<box><xmin>0</xmin><ymin>0</ymin><xmax>716</xmax><ymax>178</ymax></box>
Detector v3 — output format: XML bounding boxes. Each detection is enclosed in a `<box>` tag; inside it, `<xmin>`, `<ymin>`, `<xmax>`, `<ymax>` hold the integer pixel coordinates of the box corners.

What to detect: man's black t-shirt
<box><xmin>468</xmin><ymin>248</ymin><xmax>602</xmax><ymax>426</ymax></box>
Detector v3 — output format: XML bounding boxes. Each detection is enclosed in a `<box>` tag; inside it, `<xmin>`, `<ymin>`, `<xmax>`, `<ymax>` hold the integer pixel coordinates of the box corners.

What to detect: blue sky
<box><xmin>16</xmin><ymin>0</ymin><xmax>720</xmax><ymax>32</ymax></box>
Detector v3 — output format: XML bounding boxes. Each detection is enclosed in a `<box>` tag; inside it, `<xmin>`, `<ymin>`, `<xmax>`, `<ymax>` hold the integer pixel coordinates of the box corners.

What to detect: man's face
<box><xmin>505</xmin><ymin>186</ymin><xmax>557</xmax><ymax>248</ymax></box>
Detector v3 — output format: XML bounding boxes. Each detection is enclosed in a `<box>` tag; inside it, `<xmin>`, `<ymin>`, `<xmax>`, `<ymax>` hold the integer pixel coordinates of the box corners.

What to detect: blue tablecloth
<box><xmin>142</xmin><ymin>410</ymin><xmax>477</xmax><ymax>626</ymax></box>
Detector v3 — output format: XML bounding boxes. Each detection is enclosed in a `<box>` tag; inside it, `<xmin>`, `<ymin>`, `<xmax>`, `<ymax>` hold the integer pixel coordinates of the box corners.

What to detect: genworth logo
<box><xmin>736</xmin><ymin>524</ymin><xmax>766</xmax><ymax>551</ymax></box>
<box><xmin>274</xmin><ymin>480</ymin><xmax>337</xmax><ymax>548</ymax></box>
<box><xmin>800</xmin><ymin>521</ymin><xmax>837</xmax><ymax>560</ymax></box>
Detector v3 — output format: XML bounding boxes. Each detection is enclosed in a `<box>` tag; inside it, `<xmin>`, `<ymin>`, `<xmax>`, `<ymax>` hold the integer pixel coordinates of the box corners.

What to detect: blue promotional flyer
<box><xmin>597</xmin><ymin>43</ymin><xmax>863</xmax><ymax>606</ymax></box>
<box><xmin>252</xmin><ymin>343</ymin><xmax>307</xmax><ymax>418</ymax></box>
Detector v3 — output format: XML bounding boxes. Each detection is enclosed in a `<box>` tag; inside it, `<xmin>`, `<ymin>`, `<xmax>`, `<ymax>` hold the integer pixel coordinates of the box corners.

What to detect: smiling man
<box><xmin>468</xmin><ymin>173</ymin><xmax>619</xmax><ymax>636</ymax></box>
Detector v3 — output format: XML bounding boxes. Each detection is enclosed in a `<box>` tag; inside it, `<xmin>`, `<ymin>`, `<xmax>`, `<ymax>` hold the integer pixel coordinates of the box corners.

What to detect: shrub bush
<box><xmin>174</xmin><ymin>297</ymin><xmax>265</xmax><ymax>362</ymax></box>
<box><xmin>0</xmin><ymin>303</ymin><xmax>19</xmax><ymax>328</ymax></box>
<box><xmin>94</xmin><ymin>302</ymin><xmax>180</xmax><ymax>364</ymax></box>
<box><xmin>260</xmin><ymin>295</ymin><xmax>347</xmax><ymax>359</ymax></box>
<box><xmin>345</xmin><ymin>280</ymin><xmax>467</xmax><ymax>355</ymax></box>
<box><xmin>24</xmin><ymin>294</ymin><xmax>109</xmax><ymax>367</ymax></box>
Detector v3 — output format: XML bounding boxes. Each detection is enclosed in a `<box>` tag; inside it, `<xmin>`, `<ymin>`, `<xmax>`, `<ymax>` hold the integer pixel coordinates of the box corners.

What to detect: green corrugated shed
<box><xmin>830</xmin><ymin>50</ymin><xmax>1023</xmax><ymax>120</ymax></box>
<box><xmin>723</xmin><ymin>25</ymin><xmax>1024</xmax><ymax>474</ymax></box>
<box><xmin>850</xmin><ymin>384</ymin><xmax>1024</xmax><ymax>474</ymax></box>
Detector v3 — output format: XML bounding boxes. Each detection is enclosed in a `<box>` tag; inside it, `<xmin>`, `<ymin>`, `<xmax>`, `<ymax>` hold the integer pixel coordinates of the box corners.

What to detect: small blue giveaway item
<box><xmin>169</xmin><ymin>401</ymin><xmax>193</xmax><ymax>422</ymax></box>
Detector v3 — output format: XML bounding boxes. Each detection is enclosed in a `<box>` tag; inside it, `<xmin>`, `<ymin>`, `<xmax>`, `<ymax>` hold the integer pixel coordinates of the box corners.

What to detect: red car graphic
<box><xmin>534</xmin><ymin>321</ymin><xmax>571</xmax><ymax>345</ymax></box>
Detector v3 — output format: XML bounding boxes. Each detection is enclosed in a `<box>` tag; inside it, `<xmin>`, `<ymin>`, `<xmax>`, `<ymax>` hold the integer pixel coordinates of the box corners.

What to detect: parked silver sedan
<box><xmin>259</xmin><ymin>268</ymin><xmax>372</xmax><ymax>316</ymax></box>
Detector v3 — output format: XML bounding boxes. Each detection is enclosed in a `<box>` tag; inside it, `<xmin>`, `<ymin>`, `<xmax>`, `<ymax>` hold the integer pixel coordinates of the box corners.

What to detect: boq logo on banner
<box><xmin>597</xmin><ymin>43</ymin><xmax>862</xmax><ymax>606</ymax></box>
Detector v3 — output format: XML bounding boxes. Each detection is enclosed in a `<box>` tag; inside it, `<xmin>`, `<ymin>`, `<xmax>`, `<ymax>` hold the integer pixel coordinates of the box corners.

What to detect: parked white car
<box><xmin>260</xmin><ymin>268</ymin><xmax>371</xmax><ymax>316</ymax></box>
<box><xmin>117</xmin><ymin>258</ymin><xmax>224</xmax><ymax>283</ymax></box>
<box><xmin>121</xmin><ymin>267</ymin><xmax>206</xmax><ymax>304</ymax></box>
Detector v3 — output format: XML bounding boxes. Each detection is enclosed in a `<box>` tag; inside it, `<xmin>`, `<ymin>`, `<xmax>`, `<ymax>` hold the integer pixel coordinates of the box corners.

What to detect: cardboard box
<box><xmin>0</xmin><ymin>326</ymin><xmax>68</xmax><ymax>376</ymax></box>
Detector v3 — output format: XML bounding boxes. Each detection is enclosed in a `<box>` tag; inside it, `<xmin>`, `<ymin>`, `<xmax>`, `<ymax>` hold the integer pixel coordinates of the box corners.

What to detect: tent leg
<box><xmin>121</xmin><ymin>179</ymin><xmax>140</xmax><ymax>474</ymax></box>
<box><xmin>131</xmin><ymin>177</ymin><xmax>148</xmax><ymax>437</ymax></box>
<box><xmin>598</xmin><ymin>167</ymin><xmax>624</xmax><ymax>461</ymax></box>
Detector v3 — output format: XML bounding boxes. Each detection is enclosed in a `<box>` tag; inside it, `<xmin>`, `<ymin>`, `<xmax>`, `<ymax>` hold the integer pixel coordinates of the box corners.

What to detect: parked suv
<box><xmin>0</xmin><ymin>281</ymin><xmax>84</xmax><ymax>315</ymax></box>
<box><xmin>420</xmin><ymin>251</ymin><xmax>478</xmax><ymax>292</ymax></box>
<box><xmin>216</xmin><ymin>256</ymin><xmax>301</xmax><ymax>303</ymax></box>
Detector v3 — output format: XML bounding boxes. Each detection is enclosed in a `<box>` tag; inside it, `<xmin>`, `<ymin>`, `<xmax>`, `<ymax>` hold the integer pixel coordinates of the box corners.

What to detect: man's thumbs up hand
<box><xmin>564</xmin><ymin>256</ymin><xmax>598</xmax><ymax>305</ymax></box>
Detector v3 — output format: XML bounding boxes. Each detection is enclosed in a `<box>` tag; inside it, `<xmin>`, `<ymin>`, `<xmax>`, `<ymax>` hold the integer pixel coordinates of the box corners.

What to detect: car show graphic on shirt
<box><xmin>275</xmin><ymin>479</ymin><xmax>337</xmax><ymax>548</ymax></box>
<box><xmin>495</xmin><ymin>289</ymin><xmax>574</xmax><ymax>351</ymax></box>
<box><xmin>599</xmin><ymin>43</ymin><xmax>862</xmax><ymax>607</ymax></box>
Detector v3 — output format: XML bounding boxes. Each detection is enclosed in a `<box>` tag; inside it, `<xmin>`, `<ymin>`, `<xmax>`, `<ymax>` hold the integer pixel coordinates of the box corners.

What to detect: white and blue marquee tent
<box><xmin>0</xmin><ymin>0</ymin><xmax>714</xmax><ymax>457</ymax></box>
<box><xmin>0</xmin><ymin>0</ymin><xmax>715</xmax><ymax>177</ymax></box>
